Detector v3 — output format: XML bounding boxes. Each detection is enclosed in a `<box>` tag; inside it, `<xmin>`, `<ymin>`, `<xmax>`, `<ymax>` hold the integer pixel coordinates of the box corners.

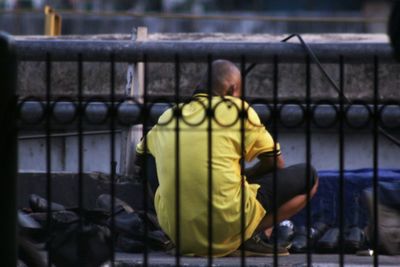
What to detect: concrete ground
<box><xmin>112</xmin><ymin>252</ymin><xmax>400</xmax><ymax>267</ymax></box>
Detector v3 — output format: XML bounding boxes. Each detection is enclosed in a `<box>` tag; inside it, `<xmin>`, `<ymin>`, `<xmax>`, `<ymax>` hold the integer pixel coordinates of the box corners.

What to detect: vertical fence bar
<box><xmin>305</xmin><ymin>55</ymin><xmax>312</xmax><ymax>267</ymax></box>
<box><xmin>338</xmin><ymin>55</ymin><xmax>345</xmax><ymax>267</ymax></box>
<box><xmin>240</xmin><ymin>56</ymin><xmax>246</xmax><ymax>267</ymax></box>
<box><xmin>45</xmin><ymin>52</ymin><xmax>53</xmax><ymax>267</ymax></box>
<box><xmin>0</xmin><ymin>32</ymin><xmax>17</xmax><ymax>267</ymax></box>
<box><xmin>109</xmin><ymin>53</ymin><xmax>116</xmax><ymax>266</ymax></box>
<box><xmin>272</xmin><ymin>55</ymin><xmax>279</xmax><ymax>267</ymax></box>
<box><xmin>207</xmin><ymin>55</ymin><xmax>213</xmax><ymax>266</ymax></box>
<box><xmin>77</xmin><ymin>53</ymin><xmax>84</xmax><ymax>266</ymax></box>
<box><xmin>372</xmin><ymin>55</ymin><xmax>379</xmax><ymax>267</ymax></box>
<box><xmin>142</xmin><ymin>55</ymin><xmax>149</xmax><ymax>267</ymax></box>
<box><xmin>174</xmin><ymin>54</ymin><xmax>181</xmax><ymax>267</ymax></box>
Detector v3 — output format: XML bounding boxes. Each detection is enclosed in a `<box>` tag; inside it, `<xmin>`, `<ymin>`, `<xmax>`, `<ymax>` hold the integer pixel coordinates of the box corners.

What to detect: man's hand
<box><xmin>244</xmin><ymin>153</ymin><xmax>284</xmax><ymax>181</ymax></box>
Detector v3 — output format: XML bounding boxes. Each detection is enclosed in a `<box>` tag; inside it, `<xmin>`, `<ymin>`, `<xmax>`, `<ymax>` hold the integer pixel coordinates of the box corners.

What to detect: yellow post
<box><xmin>44</xmin><ymin>5</ymin><xmax>62</xmax><ymax>36</ymax></box>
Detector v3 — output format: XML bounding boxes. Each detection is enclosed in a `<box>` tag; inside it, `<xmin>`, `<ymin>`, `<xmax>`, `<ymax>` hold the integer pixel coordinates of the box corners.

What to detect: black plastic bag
<box><xmin>48</xmin><ymin>210</ymin><xmax>112</xmax><ymax>267</ymax></box>
<box><xmin>363</xmin><ymin>182</ymin><xmax>400</xmax><ymax>255</ymax></box>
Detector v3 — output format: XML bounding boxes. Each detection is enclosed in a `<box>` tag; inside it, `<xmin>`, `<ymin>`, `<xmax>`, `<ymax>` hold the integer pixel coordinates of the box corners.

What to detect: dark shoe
<box><xmin>113</xmin><ymin>212</ymin><xmax>144</xmax><ymax>238</ymax></box>
<box><xmin>356</xmin><ymin>249</ymin><xmax>374</xmax><ymax>256</ymax></box>
<box><xmin>290</xmin><ymin>226</ymin><xmax>308</xmax><ymax>253</ymax></box>
<box><xmin>310</xmin><ymin>221</ymin><xmax>329</xmax><ymax>241</ymax></box>
<box><xmin>344</xmin><ymin>226</ymin><xmax>365</xmax><ymax>253</ymax></box>
<box><xmin>231</xmin><ymin>233</ymin><xmax>289</xmax><ymax>256</ymax></box>
<box><xmin>316</xmin><ymin>227</ymin><xmax>339</xmax><ymax>253</ymax></box>
<box><xmin>96</xmin><ymin>194</ymin><xmax>134</xmax><ymax>214</ymax></box>
<box><xmin>29</xmin><ymin>194</ymin><xmax>65</xmax><ymax>212</ymax></box>
<box><xmin>290</xmin><ymin>222</ymin><xmax>329</xmax><ymax>253</ymax></box>
<box><xmin>19</xmin><ymin>211</ymin><xmax>42</xmax><ymax>230</ymax></box>
<box><xmin>270</xmin><ymin>220</ymin><xmax>294</xmax><ymax>249</ymax></box>
<box><xmin>148</xmin><ymin>230</ymin><xmax>174</xmax><ymax>251</ymax></box>
<box><xmin>28</xmin><ymin>210</ymin><xmax>79</xmax><ymax>230</ymax></box>
<box><xmin>18</xmin><ymin>211</ymin><xmax>46</xmax><ymax>242</ymax></box>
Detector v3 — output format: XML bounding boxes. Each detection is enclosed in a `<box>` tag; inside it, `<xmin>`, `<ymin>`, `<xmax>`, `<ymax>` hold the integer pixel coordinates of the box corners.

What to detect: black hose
<box><xmin>389</xmin><ymin>1</ymin><xmax>400</xmax><ymax>61</ymax></box>
<box><xmin>244</xmin><ymin>34</ymin><xmax>400</xmax><ymax>148</ymax></box>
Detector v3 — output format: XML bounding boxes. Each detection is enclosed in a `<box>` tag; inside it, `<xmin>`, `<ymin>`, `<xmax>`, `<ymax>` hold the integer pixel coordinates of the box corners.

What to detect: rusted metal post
<box><xmin>44</xmin><ymin>5</ymin><xmax>62</xmax><ymax>36</ymax></box>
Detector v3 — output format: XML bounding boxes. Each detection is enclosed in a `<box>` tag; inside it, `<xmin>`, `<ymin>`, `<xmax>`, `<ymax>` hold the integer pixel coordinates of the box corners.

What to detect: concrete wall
<box><xmin>19</xmin><ymin>133</ymin><xmax>122</xmax><ymax>173</ymax></box>
<box><xmin>281</xmin><ymin>131</ymin><xmax>398</xmax><ymax>170</ymax></box>
<box><xmin>16</xmin><ymin>34</ymin><xmax>400</xmax><ymax>102</ymax></box>
<box><xmin>18</xmin><ymin>129</ymin><xmax>400</xmax><ymax>174</ymax></box>
<box><xmin>17</xmin><ymin>59</ymin><xmax>400</xmax><ymax>101</ymax></box>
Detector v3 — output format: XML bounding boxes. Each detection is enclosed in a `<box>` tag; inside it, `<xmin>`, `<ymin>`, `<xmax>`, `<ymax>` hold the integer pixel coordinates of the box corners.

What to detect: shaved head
<box><xmin>201</xmin><ymin>60</ymin><xmax>242</xmax><ymax>97</ymax></box>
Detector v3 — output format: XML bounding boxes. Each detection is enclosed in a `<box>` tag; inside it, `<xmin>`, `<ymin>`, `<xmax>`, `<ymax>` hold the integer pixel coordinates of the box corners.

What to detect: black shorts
<box><xmin>251</xmin><ymin>163</ymin><xmax>318</xmax><ymax>212</ymax></box>
<box><xmin>145</xmin><ymin>155</ymin><xmax>318</xmax><ymax>213</ymax></box>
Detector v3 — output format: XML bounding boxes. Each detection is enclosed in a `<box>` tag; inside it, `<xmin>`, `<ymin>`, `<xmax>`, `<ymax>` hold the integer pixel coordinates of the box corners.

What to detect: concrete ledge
<box><xmin>112</xmin><ymin>252</ymin><xmax>400</xmax><ymax>267</ymax></box>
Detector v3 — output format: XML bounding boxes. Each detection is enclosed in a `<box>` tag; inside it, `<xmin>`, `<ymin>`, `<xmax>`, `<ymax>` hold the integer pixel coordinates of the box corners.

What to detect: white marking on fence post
<box><xmin>120</xmin><ymin>27</ymin><xmax>147</xmax><ymax>176</ymax></box>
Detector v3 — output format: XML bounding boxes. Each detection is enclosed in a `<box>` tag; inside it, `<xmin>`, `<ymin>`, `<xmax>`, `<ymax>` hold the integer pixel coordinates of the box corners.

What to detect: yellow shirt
<box><xmin>136</xmin><ymin>94</ymin><xmax>280</xmax><ymax>257</ymax></box>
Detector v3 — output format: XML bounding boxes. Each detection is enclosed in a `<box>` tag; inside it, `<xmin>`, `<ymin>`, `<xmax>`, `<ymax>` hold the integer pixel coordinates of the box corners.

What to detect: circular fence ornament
<box><xmin>52</xmin><ymin>98</ymin><xmax>78</xmax><ymax>124</ymax></box>
<box><xmin>18</xmin><ymin>97</ymin><xmax>46</xmax><ymax>125</ymax></box>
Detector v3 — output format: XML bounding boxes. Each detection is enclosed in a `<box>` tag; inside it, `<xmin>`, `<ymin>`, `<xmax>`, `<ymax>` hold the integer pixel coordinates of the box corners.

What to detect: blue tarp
<box><xmin>291</xmin><ymin>169</ymin><xmax>400</xmax><ymax>228</ymax></box>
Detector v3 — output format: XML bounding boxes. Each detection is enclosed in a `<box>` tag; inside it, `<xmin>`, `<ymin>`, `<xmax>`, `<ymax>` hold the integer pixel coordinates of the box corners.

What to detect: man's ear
<box><xmin>226</xmin><ymin>86</ymin><xmax>234</xmax><ymax>96</ymax></box>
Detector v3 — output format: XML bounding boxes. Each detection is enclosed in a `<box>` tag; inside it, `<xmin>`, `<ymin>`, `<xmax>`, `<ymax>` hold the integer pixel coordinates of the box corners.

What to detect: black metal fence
<box><xmin>1</xmin><ymin>32</ymin><xmax>400</xmax><ymax>266</ymax></box>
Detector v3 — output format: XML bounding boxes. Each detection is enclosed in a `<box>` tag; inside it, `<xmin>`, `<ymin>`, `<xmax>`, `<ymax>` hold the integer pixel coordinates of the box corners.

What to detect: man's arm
<box><xmin>133</xmin><ymin>152</ymin><xmax>145</xmax><ymax>181</ymax></box>
<box><xmin>244</xmin><ymin>153</ymin><xmax>285</xmax><ymax>181</ymax></box>
<box><xmin>133</xmin><ymin>152</ymin><xmax>154</xmax><ymax>198</ymax></box>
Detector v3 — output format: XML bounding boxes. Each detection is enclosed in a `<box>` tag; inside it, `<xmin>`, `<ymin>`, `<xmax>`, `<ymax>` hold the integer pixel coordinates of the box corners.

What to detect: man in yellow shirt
<box><xmin>135</xmin><ymin>60</ymin><xmax>318</xmax><ymax>257</ymax></box>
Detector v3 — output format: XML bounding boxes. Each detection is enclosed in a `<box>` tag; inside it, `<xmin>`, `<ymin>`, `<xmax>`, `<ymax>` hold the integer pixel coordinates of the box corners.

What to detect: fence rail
<box><xmin>17</xmin><ymin>101</ymin><xmax>400</xmax><ymax>132</ymax></box>
<box><xmin>14</xmin><ymin>39</ymin><xmax>395</xmax><ymax>63</ymax></box>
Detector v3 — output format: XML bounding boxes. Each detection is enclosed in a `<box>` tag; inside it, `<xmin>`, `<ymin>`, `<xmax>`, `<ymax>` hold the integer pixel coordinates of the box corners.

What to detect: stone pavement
<box><xmin>112</xmin><ymin>252</ymin><xmax>400</xmax><ymax>267</ymax></box>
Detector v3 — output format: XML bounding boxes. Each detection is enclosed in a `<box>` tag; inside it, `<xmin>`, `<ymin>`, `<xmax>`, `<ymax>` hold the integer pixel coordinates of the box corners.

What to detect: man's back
<box><xmin>137</xmin><ymin>94</ymin><xmax>276</xmax><ymax>256</ymax></box>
